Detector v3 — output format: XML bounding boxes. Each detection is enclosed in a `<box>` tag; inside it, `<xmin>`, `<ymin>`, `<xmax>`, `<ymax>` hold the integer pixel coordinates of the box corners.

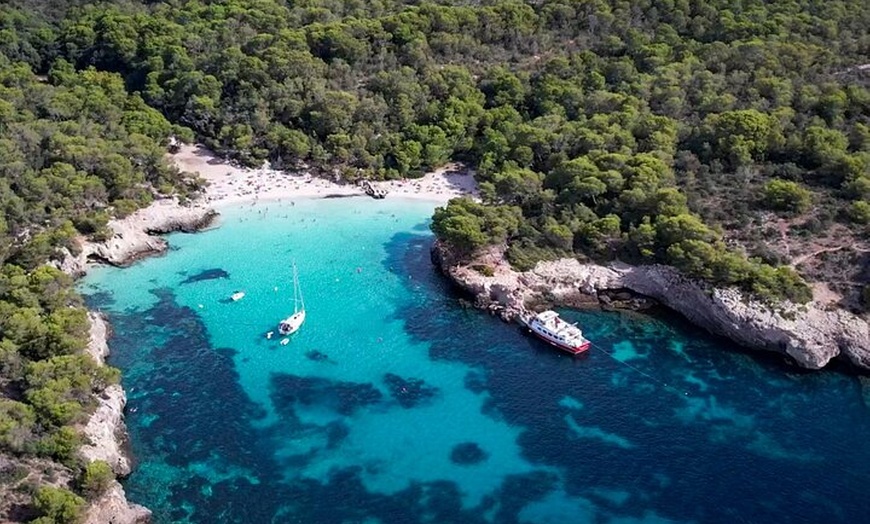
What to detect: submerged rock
<box><xmin>57</xmin><ymin>198</ymin><xmax>218</xmax><ymax>275</ymax></box>
<box><xmin>305</xmin><ymin>350</ymin><xmax>332</xmax><ymax>362</ymax></box>
<box><xmin>383</xmin><ymin>373</ymin><xmax>439</xmax><ymax>408</ymax></box>
<box><xmin>432</xmin><ymin>242</ymin><xmax>870</xmax><ymax>371</ymax></box>
<box><xmin>180</xmin><ymin>268</ymin><xmax>230</xmax><ymax>284</ymax></box>
<box><xmin>271</xmin><ymin>374</ymin><xmax>383</xmax><ymax>417</ymax></box>
<box><xmin>450</xmin><ymin>442</ymin><xmax>489</xmax><ymax>465</ymax></box>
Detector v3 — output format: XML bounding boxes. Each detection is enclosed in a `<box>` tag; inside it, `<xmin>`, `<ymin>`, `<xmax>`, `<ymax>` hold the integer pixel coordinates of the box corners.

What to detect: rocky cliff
<box><xmin>80</xmin><ymin>313</ymin><xmax>151</xmax><ymax>524</ymax></box>
<box><xmin>432</xmin><ymin>242</ymin><xmax>870</xmax><ymax>371</ymax></box>
<box><xmin>63</xmin><ymin>199</ymin><xmax>218</xmax><ymax>524</ymax></box>
<box><xmin>59</xmin><ymin>198</ymin><xmax>217</xmax><ymax>276</ymax></box>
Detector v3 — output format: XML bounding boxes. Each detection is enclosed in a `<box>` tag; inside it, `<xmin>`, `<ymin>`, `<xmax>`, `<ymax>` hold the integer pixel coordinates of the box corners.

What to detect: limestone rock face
<box><xmin>82</xmin><ymin>481</ymin><xmax>151</xmax><ymax>524</ymax></box>
<box><xmin>79</xmin><ymin>315</ymin><xmax>148</xmax><ymax>523</ymax></box>
<box><xmin>79</xmin><ymin>385</ymin><xmax>131</xmax><ymax>476</ymax></box>
<box><xmin>432</xmin><ymin>242</ymin><xmax>870</xmax><ymax>370</ymax></box>
<box><xmin>619</xmin><ymin>264</ymin><xmax>869</xmax><ymax>369</ymax></box>
<box><xmin>59</xmin><ymin>198</ymin><xmax>217</xmax><ymax>275</ymax></box>
<box><xmin>86</xmin><ymin>312</ymin><xmax>110</xmax><ymax>365</ymax></box>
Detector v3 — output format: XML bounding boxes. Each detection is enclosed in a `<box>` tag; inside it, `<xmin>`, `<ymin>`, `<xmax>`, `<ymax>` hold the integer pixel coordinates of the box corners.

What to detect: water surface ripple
<box><xmin>81</xmin><ymin>198</ymin><xmax>870</xmax><ymax>523</ymax></box>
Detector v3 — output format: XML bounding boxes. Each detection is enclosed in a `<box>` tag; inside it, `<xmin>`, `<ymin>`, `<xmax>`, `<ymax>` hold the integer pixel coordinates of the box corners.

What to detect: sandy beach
<box><xmin>171</xmin><ymin>144</ymin><xmax>479</xmax><ymax>206</ymax></box>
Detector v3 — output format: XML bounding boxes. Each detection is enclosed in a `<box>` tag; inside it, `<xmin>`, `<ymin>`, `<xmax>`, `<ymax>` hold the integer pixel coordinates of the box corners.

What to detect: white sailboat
<box><xmin>278</xmin><ymin>262</ymin><xmax>305</xmax><ymax>336</ymax></box>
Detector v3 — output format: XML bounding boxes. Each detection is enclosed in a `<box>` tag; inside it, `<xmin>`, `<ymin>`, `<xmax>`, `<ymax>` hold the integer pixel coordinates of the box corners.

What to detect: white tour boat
<box><xmin>525</xmin><ymin>310</ymin><xmax>591</xmax><ymax>355</ymax></box>
<box><xmin>278</xmin><ymin>262</ymin><xmax>305</xmax><ymax>336</ymax></box>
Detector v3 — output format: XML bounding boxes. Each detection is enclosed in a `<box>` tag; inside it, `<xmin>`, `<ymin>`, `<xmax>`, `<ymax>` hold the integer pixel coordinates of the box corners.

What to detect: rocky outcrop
<box><xmin>432</xmin><ymin>242</ymin><xmax>870</xmax><ymax>370</ymax></box>
<box><xmin>86</xmin><ymin>312</ymin><xmax>111</xmax><ymax>365</ymax></box>
<box><xmin>79</xmin><ymin>384</ymin><xmax>132</xmax><ymax>476</ymax></box>
<box><xmin>79</xmin><ymin>313</ymin><xmax>152</xmax><ymax>523</ymax></box>
<box><xmin>82</xmin><ymin>482</ymin><xmax>151</xmax><ymax>524</ymax></box>
<box><xmin>81</xmin><ymin>313</ymin><xmax>131</xmax><ymax>475</ymax></box>
<box><xmin>59</xmin><ymin>198</ymin><xmax>217</xmax><ymax>276</ymax></box>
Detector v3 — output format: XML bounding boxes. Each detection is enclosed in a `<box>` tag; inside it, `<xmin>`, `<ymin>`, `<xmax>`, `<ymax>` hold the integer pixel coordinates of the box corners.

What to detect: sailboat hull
<box><xmin>279</xmin><ymin>310</ymin><xmax>306</xmax><ymax>335</ymax></box>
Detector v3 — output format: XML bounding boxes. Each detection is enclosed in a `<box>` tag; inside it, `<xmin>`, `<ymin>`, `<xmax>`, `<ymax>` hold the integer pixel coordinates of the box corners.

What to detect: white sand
<box><xmin>171</xmin><ymin>144</ymin><xmax>479</xmax><ymax>206</ymax></box>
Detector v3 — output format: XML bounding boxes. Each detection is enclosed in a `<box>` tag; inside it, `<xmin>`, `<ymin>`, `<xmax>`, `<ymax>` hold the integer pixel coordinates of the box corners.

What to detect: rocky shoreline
<box><xmin>59</xmin><ymin>198</ymin><xmax>218</xmax><ymax>276</ymax></box>
<box><xmin>63</xmin><ymin>198</ymin><xmax>217</xmax><ymax>523</ymax></box>
<box><xmin>432</xmin><ymin>242</ymin><xmax>870</xmax><ymax>371</ymax></box>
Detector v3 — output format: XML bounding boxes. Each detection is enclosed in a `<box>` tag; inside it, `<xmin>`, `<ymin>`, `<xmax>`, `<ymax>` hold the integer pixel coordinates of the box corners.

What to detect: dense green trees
<box><xmin>32</xmin><ymin>486</ymin><xmax>85</xmax><ymax>524</ymax></box>
<box><xmin>1</xmin><ymin>0</ymin><xmax>854</xmax><ymax>306</ymax></box>
<box><xmin>432</xmin><ymin>198</ymin><xmax>521</xmax><ymax>254</ymax></box>
<box><xmin>0</xmin><ymin>4</ymin><xmax>198</xmax><ymax>517</ymax></box>
<box><xmin>0</xmin><ymin>0</ymin><xmax>864</xmax><ymax>516</ymax></box>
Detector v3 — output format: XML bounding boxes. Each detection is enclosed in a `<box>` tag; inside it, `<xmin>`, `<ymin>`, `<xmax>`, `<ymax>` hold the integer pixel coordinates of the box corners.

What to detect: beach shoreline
<box><xmin>172</xmin><ymin>144</ymin><xmax>480</xmax><ymax>206</ymax></box>
<box><xmin>62</xmin><ymin>145</ymin><xmax>480</xmax><ymax>522</ymax></box>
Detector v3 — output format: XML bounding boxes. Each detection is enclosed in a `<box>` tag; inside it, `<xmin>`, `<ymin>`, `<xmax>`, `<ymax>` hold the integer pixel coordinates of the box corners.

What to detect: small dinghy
<box><xmin>280</xmin><ymin>338</ymin><xmax>289</xmax><ymax>346</ymax></box>
<box><xmin>231</xmin><ymin>291</ymin><xmax>245</xmax><ymax>301</ymax></box>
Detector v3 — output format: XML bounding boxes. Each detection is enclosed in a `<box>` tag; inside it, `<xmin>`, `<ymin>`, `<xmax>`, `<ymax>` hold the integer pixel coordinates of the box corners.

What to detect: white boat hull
<box><xmin>279</xmin><ymin>310</ymin><xmax>306</xmax><ymax>335</ymax></box>
<box><xmin>525</xmin><ymin>310</ymin><xmax>591</xmax><ymax>355</ymax></box>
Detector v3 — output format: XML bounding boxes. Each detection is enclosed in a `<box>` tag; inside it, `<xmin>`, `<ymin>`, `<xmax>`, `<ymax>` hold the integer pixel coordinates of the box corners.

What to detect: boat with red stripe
<box><xmin>522</xmin><ymin>310</ymin><xmax>591</xmax><ymax>355</ymax></box>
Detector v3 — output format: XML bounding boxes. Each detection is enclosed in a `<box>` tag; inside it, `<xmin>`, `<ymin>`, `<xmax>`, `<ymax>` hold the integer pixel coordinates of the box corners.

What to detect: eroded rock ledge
<box><xmin>61</xmin><ymin>200</ymin><xmax>217</xmax><ymax>523</ymax></box>
<box><xmin>59</xmin><ymin>198</ymin><xmax>218</xmax><ymax>276</ymax></box>
<box><xmin>81</xmin><ymin>313</ymin><xmax>151</xmax><ymax>524</ymax></box>
<box><xmin>432</xmin><ymin>242</ymin><xmax>870</xmax><ymax>371</ymax></box>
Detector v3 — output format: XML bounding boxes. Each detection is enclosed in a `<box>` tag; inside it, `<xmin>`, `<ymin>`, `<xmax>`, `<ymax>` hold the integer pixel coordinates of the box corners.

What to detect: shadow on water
<box><xmin>100</xmin><ymin>283</ymin><xmax>569</xmax><ymax>523</ymax></box>
<box><xmin>82</xmin><ymin>221</ymin><xmax>870</xmax><ymax>524</ymax></box>
<box><xmin>380</xmin><ymin>227</ymin><xmax>870</xmax><ymax>524</ymax></box>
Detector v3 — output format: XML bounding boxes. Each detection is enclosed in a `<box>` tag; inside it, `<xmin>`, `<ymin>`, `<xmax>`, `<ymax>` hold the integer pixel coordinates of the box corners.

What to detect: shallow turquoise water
<box><xmin>81</xmin><ymin>197</ymin><xmax>870</xmax><ymax>523</ymax></box>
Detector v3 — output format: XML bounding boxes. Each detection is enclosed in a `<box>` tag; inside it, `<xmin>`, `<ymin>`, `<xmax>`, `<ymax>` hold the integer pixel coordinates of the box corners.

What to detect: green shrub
<box><xmin>32</xmin><ymin>486</ymin><xmax>85</xmax><ymax>524</ymax></box>
<box><xmin>471</xmin><ymin>264</ymin><xmax>495</xmax><ymax>277</ymax></box>
<box><xmin>762</xmin><ymin>179</ymin><xmax>812</xmax><ymax>213</ymax></box>
<box><xmin>79</xmin><ymin>460</ymin><xmax>114</xmax><ymax>499</ymax></box>
<box><xmin>848</xmin><ymin>200</ymin><xmax>870</xmax><ymax>224</ymax></box>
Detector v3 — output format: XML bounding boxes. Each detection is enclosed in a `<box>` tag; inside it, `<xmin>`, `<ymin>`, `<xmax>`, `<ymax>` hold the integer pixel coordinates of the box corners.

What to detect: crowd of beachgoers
<box><xmin>172</xmin><ymin>144</ymin><xmax>479</xmax><ymax>206</ymax></box>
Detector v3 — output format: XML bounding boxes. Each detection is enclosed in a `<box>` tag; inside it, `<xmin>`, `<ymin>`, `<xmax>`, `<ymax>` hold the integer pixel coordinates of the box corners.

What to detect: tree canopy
<box><xmin>1</xmin><ymin>0</ymin><xmax>870</xmax><ymax>515</ymax></box>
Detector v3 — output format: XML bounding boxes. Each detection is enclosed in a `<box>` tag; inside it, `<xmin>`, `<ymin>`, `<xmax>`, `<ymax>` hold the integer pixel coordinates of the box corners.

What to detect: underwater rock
<box><xmin>383</xmin><ymin>373</ymin><xmax>439</xmax><ymax>408</ymax></box>
<box><xmin>272</xmin><ymin>374</ymin><xmax>383</xmax><ymax>416</ymax></box>
<box><xmin>181</xmin><ymin>268</ymin><xmax>230</xmax><ymax>284</ymax></box>
<box><xmin>450</xmin><ymin>442</ymin><xmax>489</xmax><ymax>465</ymax></box>
<box><xmin>305</xmin><ymin>350</ymin><xmax>331</xmax><ymax>362</ymax></box>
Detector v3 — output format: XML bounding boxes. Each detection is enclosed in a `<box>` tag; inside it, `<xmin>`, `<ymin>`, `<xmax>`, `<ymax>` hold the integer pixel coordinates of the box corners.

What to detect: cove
<box><xmin>81</xmin><ymin>197</ymin><xmax>870</xmax><ymax>523</ymax></box>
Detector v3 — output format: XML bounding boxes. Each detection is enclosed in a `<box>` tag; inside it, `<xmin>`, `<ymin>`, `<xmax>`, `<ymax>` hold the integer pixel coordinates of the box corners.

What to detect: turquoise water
<box><xmin>81</xmin><ymin>197</ymin><xmax>870</xmax><ymax>523</ymax></box>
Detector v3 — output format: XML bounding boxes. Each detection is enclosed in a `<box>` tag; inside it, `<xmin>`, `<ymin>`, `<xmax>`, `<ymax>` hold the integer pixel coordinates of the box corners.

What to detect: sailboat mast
<box><xmin>292</xmin><ymin>262</ymin><xmax>298</xmax><ymax>313</ymax></box>
<box><xmin>297</xmin><ymin>264</ymin><xmax>304</xmax><ymax>311</ymax></box>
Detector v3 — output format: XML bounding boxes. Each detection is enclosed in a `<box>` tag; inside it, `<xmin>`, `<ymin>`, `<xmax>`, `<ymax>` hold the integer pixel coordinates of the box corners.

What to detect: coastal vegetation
<box><xmin>0</xmin><ymin>0</ymin><xmax>868</xmax><ymax>518</ymax></box>
<box><xmin>3</xmin><ymin>0</ymin><xmax>863</xmax><ymax>305</ymax></box>
<box><xmin>0</xmin><ymin>8</ymin><xmax>191</xmax><ymax>518</ymax></box>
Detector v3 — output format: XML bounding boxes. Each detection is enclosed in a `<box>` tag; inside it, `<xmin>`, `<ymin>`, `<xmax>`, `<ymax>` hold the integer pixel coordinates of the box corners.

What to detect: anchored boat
<box><xmin>278</xmin><ymin>262</ymin><xmax>305</xmax><ymax>336</ymax></box>
<box><xmin>524</xmin><ymin>310</ymin><xmax>591</xmax><ymax>354</ymax></box>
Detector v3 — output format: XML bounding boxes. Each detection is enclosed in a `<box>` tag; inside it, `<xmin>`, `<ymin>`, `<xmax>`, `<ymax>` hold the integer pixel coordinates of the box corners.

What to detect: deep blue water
<box><xmin>81</xmin><ymin>198</ymin><xmax>870</xmax><ymax>524</ymax></box>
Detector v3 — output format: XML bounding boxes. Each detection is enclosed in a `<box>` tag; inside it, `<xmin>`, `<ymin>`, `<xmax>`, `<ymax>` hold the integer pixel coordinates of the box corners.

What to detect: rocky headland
<box><xmin>80</xmin><ymin>313</ymin><xmax>151</xmax><ymax>524</ymax></box>
<box><xmin>59</xmin><ymin>198</ymin><xmax>217</xmax><ymax>523</ymax></box>
<box><xmin>59</xmin><ymin>198</ymin><xmax>218</xmax><ymax>276</ymax></box>
<box><xmin>432</xmin><ymin>242</ymin><xmax>870</xmax><ymax>371</ymax></box>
